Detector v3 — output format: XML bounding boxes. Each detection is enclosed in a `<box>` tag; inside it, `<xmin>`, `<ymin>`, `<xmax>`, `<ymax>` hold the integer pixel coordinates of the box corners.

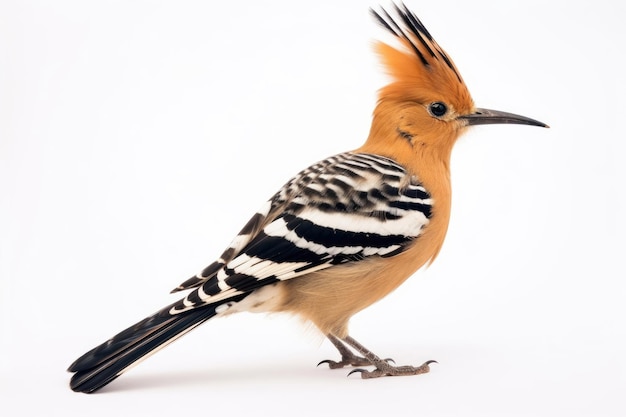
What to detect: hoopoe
<box><xmin>68</xmin><ymin>3</ymin><xmax>548</xmax><ymax>393</ymax></box>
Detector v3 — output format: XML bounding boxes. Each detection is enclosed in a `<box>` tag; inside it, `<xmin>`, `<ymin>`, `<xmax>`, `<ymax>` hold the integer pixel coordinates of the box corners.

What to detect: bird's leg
<box><xmin>318</xmin><ymin>334</ymin><xmax>395</xmax><ymax>369</ymax></box>
<box><xmin>342</xmin><ymin>335</ymin><xmax>436</xmax><ymax>379</ymax></box>
<box><xmin>317</xmin><ymin>334</ymin><xmax>378</xmax><ymax>369</ymax></box>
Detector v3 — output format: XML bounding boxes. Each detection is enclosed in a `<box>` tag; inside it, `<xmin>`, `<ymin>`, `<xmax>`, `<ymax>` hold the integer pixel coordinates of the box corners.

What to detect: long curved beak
<box><xmin>460</xmin><ymin>108</ymin><xmax>549</xmax><ymax>128</ymax></box>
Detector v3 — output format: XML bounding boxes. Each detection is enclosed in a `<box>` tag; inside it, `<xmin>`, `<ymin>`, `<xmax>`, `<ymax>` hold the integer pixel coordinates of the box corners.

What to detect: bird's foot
<box><xmin>318</xmin><ymin>354</ymin><xmax>394</xmax><ymax>369</ymax></box>
<box><xmin>348</xmin><ymin>359</ymin><xmax>437</xmax><ymax>379</ymax></box>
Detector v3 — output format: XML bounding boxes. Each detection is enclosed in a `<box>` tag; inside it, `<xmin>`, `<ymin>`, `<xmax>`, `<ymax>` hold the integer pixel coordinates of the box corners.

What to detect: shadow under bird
<box><xmin>68</xmin><ymin>3</ymin><xmax>548</xmax><ymax>393</ymax></box>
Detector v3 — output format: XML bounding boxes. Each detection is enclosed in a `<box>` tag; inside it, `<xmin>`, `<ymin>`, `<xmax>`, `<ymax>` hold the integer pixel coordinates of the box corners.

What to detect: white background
<box><xmin>1</xmin><ymin>0</ymin><xmax>625</xmax><ymax>416</ymax></box>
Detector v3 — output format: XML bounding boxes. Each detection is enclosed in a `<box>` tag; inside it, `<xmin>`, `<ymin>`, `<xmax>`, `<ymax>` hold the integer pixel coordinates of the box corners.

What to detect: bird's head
<box><xmin>364</xmin><ymin>3</ymin><xmax>548</xmax><ymax>162</ymax></box>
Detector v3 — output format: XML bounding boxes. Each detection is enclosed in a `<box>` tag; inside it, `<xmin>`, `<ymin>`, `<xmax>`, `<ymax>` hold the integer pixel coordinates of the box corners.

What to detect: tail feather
<box><xmin>68</xmin><ymin>294</ymin><xmax>248</xmax><ymax>393</ymax></box>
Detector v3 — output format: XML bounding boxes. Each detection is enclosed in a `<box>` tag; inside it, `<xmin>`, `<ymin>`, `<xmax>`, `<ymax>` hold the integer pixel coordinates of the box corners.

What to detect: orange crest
<box><xmin>371</xmin><ymin>4</ymin><xmax>474</xmax><ymax>113</ymax></box>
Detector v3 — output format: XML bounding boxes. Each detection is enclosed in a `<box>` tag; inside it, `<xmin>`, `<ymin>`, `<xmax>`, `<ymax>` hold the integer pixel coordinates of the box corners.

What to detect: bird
<box><xmin>68</xmin><ymin>3</ymin><xmax>548</xmax><ymax>393</ymax></box>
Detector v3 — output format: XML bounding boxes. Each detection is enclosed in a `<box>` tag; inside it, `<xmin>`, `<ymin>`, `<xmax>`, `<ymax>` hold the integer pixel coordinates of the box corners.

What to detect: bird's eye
<box><xmin>429</xmin><ymin>102</ymin><xmax>448</xmax><ymax>117</ymax></box>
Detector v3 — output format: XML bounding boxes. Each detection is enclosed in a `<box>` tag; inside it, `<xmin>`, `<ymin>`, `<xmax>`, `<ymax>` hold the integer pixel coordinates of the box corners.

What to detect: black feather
<box><xmin>371</xmin><ymin>3</ymin><xmax>463</xmax><ymax>82</ymax></box>
<box><xmin>395</xmin><ymin>3</ymin><xmax>437</xmax><ymax>57</ymax></box>
<box><xmin>68</xmin><ymin>293</ymin><xmax>248</xmax><ymax>393</ymax></box>
<box><xmin>370</xmin><ymin>4</ymin><xmax>429</xmax><ymax>67</ymax></box>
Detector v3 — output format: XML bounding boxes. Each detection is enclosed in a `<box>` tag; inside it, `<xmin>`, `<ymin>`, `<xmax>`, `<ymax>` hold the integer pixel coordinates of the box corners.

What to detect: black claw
<box><xmin>424</xmin><ymin>360</ymin><xmax>438</xmax><ymax>365</ymax></box>
<box><xmin>384</xmin><ymin>357</ymin><xmax>396</xmax><ymax>364</ymax></box>
<box><xmin>347</xmin><ymin>368</ymin><xmax>366</xmax><ymax>377</ymax></box>
<box><xmin>317</xmin><ymin>359</ymin><xmax>332</xmax><ymax>367</ymax></box>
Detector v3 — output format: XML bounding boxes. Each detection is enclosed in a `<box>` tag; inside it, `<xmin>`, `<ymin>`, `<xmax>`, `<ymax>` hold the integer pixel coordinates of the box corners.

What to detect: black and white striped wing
<box><xmin>171</xmin><ymin>199</ymin><xmax>278</xmax><ymax>293</ymax></box>
<box><xmin>170</xmin><ymin>152</ymin><xmax>433</xmax><ymax>314</ymax></box>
